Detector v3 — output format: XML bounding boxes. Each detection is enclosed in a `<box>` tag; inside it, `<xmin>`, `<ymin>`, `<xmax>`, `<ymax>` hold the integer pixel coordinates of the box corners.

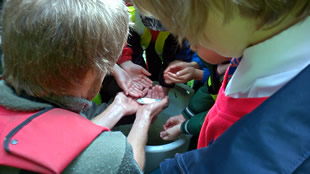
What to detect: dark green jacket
<box><xmin>180</xmin><ymin>62</ymin><xmax>224</xmax><ymax>136</ymax></box>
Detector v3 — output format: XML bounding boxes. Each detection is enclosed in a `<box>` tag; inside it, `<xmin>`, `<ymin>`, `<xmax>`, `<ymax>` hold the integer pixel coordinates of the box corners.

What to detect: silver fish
<box><xmin>136</xmin><ymin>98</ymin><xmax>161</xmax><ymax>104</ymax></box>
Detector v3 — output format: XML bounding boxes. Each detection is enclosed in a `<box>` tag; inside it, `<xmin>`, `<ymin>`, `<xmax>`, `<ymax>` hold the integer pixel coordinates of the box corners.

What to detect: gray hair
<box><xmin>2</xmin><ymin>0</ymin><xmax>129</xmax><ymax>97</ymax></box>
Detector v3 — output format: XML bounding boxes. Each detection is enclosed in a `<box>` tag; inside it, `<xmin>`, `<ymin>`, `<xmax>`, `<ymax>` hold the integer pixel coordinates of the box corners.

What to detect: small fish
<box><xmin>136</xmin><ymin>98</ymin><xmax>161</xmax><ymax>104</ymax></box>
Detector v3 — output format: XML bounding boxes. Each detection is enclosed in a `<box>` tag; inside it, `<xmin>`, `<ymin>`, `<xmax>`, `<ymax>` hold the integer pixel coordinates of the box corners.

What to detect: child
<box><xmin>100</xmin><ymin>5</ymin><xmax>181</xmax><ymax>102</ymax></box>
<box><xmin>126</xmin><ymin>6</ymin><xmax>181</xmax><ymax>95</ymax></box>
<box><xmin>132</xmin><ymin>0</ymin><xmax>310</xmax><ymax>173</ymax></box>
<box><xmin>160</xmin><ymin>48</ymin><xmax>230</xmax><ymax>150</ymax></box>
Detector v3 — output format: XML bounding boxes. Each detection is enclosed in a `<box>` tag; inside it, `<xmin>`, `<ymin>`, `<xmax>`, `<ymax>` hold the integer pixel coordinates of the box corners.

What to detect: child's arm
<box><xmin>180</xmin><ymin>111</ymin><xmax>209</xmax><ymax>136</ymax></box>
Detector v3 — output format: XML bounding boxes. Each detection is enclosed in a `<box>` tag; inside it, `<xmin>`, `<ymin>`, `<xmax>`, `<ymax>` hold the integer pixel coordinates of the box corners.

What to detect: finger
<box><xmin>133</xmin><ymin>83</ymin><xmax>143</xmax><ymax>91</ymax></box>
<box><xmin>164</xmin><ymin>65</ymin><xmax>181</xmax><ymax>74</ymax></box>
<box><xmin>160</xmin><ymin>130</ymin><xmax>173</xmax><ymax>141</ymax></box>
<box><xmin>145</xmin><ymin>89</ymin><xmax>152</xmax><ymax>98</ymax></box>
<box><xmin>150</xmin><ymin>86</ymin><xmax>155</xmax><ymax>98</ymax></box>
<box><xmin>141</xmin><ymin>68</ymin><xmax>151</xmax><ymax>76</ymax></box>
<box><xmin>164</xmin><ymin>65</ymin><xmax>174</xmax><ymax>74</ymax></box>
<box><xmin>165</xmin><ymin>118</ymin><xmax>179</xmax><ymax>128</ymax></box>
<box><xmin>123</xmin><ymin>79</ymin><xmax>133</xmax><ymax>95</ymax></box>
<box><xmin>176</xmin><ymin>69</ymin><xmax>189</xmax><ymax>76</ymax></box>
<box><xmin>151</xmin><ymin>86</ymin><xmax>158</xmax><ymax>99</ymax></box>
<box><xmin>142</xmin><ymin>87</ymin><xmax>149</xmax><ymax>97</ymax></box>
<box><xmin>138</xmin><ymin>78</ymin><xmax>153</xmax><ymax>88</ymax></box>
<box><xmin>167</xmin><ymin>72</ymin><xmax>180</xmax><ymax>78</ymax></box>
<box><xmin>141</xmin><ymin>76</ymin><xmax>153</xmax><ymax>86</ymax></box>
<box><xmin>164</xmin><ymin>74</ymin><xmax>174</xmax><ymax>84</ymax></box>
<box><xmin>160</xmin><ymin>131</ymin><xmax>168</xmax><ymax>139</ymax></box>
<box><xmin>165</xmin><ymin>73</ymin><xmax>184</xmax><ymax>83</ymax></box>
<box><xmin>155</xmin><ymin>85</ymin><xmax>165</xmax><ymax>98</ymax></box>
<box><xmin>127</xmin><ymin>87</ymin><xmax>143</xmax><ymax>98</ymax></box>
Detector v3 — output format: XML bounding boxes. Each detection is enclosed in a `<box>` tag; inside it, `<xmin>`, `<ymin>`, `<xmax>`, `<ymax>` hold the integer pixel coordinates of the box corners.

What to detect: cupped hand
<box><xmin>136</xmin><ymin>96</ymin><xmax>169</xmax><ymax>123</ymax></box>
<box><xmin>120</xmin><ymin>61</ymin><xmax>153</xmax><ymax>90</ymax></box>
<box><xmin>113</xmin><ymin>64</ymin><xmax>146</xmax><ymax>98</ymax></box>
<box><xmin>144</xmin><ymin>85</ymin><xmax>165</xmax><ymax>99</ymax></box>
<box><xmin>113</xmin><ymin>92</ymin><xmax>141</xmax><ymax>116</ymax></box>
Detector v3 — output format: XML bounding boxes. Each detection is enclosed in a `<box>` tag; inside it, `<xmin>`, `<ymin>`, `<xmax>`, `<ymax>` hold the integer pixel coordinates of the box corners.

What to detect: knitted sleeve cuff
<box><xmin>191</xmin><ymin>57</ymin><xmax>204</xmax><ymax>69</ymax></box>
<box><xmin>182</xmin><ymin>106</ymin><xmax>195</xmax><ymax>119</ymax></box>
<box><xmin>180</xmin><ymin>120</ymin><xmax>192</xmax><ymax>135</ymax></box>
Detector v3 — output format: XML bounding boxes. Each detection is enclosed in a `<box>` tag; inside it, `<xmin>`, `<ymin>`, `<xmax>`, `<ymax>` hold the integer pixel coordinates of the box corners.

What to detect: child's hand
<box><xmin>144</xmin><ymin>85</ymin><xmax>165</xmax><ymax>99</ymax></box>
<box><xmin>164</xmin><ymin>61</ymin><xmax>202</xmax><ymax>84</ymax></box>
<box><xmin>112</xmin><ymin>64</ymin><xmax>146</xmax><ymax>98</ymax></box>
<box><xmin>164</xmin><ymin>60</ymin><xmax>193</xmax><ymax>75</ymax></box>
<box><xmin>163</xmin><ymin>114</ymin><xmax>186</xmax><ymax>130</ymax></box>
<box><xmin>160</xmin><ymin>124</ymin><xmax>182</xmax><ymax>141</ymax></box>
<box><xmin>164</xmin><ymin>67</ymin><xmax>203</xmax><ymax>84</ymax></box>
<box><xmin>120</xmin><ymin>60</ymin><xmax>153</xmax><ymax>90</ymax></box>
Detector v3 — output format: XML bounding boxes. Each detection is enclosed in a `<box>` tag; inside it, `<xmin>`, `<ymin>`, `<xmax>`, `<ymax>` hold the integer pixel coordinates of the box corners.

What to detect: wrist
<box><xmin>110</xmin><ymin>100</ymin><xmax>127</xmax><ymax>117</ymax></box>
<box><xmin>194</xmin><ymin>69</ymin><xmax>203</xmax><ymax>81</ymax></box>
<box><xmin>190</xmin><ymin>61</ymin><xmax>200</xmax><ymax>69</ymax></box>
<box><xmin>135</xmin><ymin>110</ymin><xmax>153</xmax><ymax>125</ymax></box>
<box><xmin>119</xmin><ymin>60</ymin><xmax>132</xmax><ymax>69</ymax></box>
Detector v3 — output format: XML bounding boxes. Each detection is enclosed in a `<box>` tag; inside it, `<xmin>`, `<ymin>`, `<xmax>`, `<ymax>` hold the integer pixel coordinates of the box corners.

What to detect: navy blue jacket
<box><xmin>160</xmin><ymin>65</ymin><xmax>310</xmax><ymax>174</ymax></box>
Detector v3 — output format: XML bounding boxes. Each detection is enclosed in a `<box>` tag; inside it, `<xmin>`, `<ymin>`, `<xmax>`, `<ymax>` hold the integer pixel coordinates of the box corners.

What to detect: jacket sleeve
<box><xmin>127</xmin><ymin>28</ymin><xmax>146</xmax><ymax>68</ymax></box>
<box><xmin>181</xmin><ymin>111</ymin><xmax>208</xmax><ymax>136</ymax></box>
<box><xmin>117</xmin><ymin>44</ymin><xmax>133</xmax><ymax>65</ymax></box>
<box><xmin>160</xmin><ymin>65</ymin><xmax>310</xmax><ymax>174</ymax></box>
<box><xmin>158</xmin><ymin>34</ymin><xmax>180</xmax><ymax>88</ymax></box>
<box><xmin>182</xmin><ymin>82</ymin><xmax>215</xmax><ymax>119</ymax></box>
<box><xmin>63</xmin><ymin>132</ymin><xmax>142</xmax><ymax>174</ymax></box>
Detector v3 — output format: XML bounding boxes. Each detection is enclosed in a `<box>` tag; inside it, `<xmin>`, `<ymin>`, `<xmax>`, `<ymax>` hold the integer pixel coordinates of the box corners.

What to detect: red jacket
<box><xmin>0</xmin><ymin>106</ymin><xmax>109</xmax><ymax>174</ymax></box>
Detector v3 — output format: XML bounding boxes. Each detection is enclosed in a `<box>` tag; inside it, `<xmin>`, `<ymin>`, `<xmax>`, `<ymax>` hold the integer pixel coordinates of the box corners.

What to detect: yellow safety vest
<box><xmin>128</xmin><ymin>6</ymin><xmax>170</xmax><ymax>62</ymax></box>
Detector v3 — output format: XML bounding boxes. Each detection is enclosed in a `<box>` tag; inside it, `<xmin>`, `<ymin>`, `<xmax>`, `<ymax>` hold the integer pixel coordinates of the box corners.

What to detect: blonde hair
<box><xmin>2</xmin><ymin>0</ymin><xmax>129</xmax><ymax>97</ymax></box>
<box><xmin>133</xmin><ymin>0</ymin><xmax>310</xmax><ymax>45</ymax></box>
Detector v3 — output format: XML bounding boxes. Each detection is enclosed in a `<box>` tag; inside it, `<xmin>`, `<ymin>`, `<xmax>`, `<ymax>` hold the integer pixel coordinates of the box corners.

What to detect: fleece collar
<box><xmin>0</xmin><ymin>80</ymin><xmax>92</xmax><ymax>113</ymax></box>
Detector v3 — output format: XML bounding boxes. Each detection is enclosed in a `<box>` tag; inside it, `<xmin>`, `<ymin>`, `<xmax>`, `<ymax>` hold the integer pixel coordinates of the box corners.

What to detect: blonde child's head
<box><xmin>133</xmin><ymin>0</ymin><xmax>310</xmax><ymax>58</ymax></box>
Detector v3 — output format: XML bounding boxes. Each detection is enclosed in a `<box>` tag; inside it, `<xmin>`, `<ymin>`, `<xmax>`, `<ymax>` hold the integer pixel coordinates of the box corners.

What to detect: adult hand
<box><xmin>112</xmin><ymin>64</ymin><xmax>145</xmax><ymax>97</ymax></box>
<box><xmin>91</xmin><ymin>92</ymin><xmax>140</xmax><ymax>129</ymax></box>
<box><xmin>136</xmin><ymin>96</ymin><xmax>169</xmax><ymax>122</ymax></box>
<box><xmin>136</xmin><ymin>85</ymin><xmax>168</xmax><ymax>121</ymax></box>
<box><xmin>113</xmin><ymin>92</ymin><xmax>140</xmax><ymax>116</ymax></box>
<box><xmin>127</xmin><ymin>92</ymin><xmax>168</xmax><ymax>170</ymax></box>
<box><xmin>120</xmin><ymin>60</ymin><xmax>153</xmax><ymax>91</ymax></box>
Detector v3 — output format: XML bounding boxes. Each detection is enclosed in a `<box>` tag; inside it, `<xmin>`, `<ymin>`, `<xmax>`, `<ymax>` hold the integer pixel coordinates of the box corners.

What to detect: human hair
<box><xmin>132</xmin><ymin>0</ymin><xmax>310</xmax><ymax>45</ymax></box>
<box><xmin>1</xmin><ymin>0</ymin><xmax>129</xmax><ymax>97</ymax></box>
